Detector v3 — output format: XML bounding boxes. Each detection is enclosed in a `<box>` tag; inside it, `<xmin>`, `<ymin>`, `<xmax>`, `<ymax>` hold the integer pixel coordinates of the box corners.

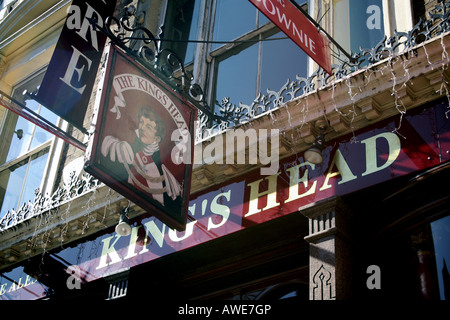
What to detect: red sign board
<box><xmin>249</xmin><ymin>0</ymin><xmax>332</xmax><ymax>75</ymax></box>
<box><xmin>84</xmin><ymin>45</ymin><xmax>197</xmax><ymax>231</ymax></box>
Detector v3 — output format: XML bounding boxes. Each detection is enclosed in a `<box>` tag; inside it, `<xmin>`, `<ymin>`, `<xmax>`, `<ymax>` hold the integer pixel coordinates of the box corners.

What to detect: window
<box><xmin>211</xmin><ymin>0</ymin><xmax>309</xmax><ymax>112</ymax></box>
<box><xmin>0</xmin><ymin>71</ymin><xmax>59</xmax><ymax>218</ymax></box>
<box><xmin>162</xmin><ymin>0</ymin><xmax>201</xmax><ymax>65</ymax></box>
<box><xmin>333</xmin><ymin>0</ymin><xmax>385</xmax><ymax>54</ymax></box>
<box><xmin>430</xmin><ymin>215</ymin><xmax>450</xmax><ymax>300</ymax></box>
<box><xmin>163</xmin><ymin>0</ymin><xmax>309</xmax><ymax>116</ymax></box>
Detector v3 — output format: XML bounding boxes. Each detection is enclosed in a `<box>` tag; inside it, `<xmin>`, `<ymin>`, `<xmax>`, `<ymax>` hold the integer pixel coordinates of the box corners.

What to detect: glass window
<box><xmin>212</xmin><ymin>0</ymin><xmax>309</xmax><ymax>113</ymax></box>
<box><xmin>162</xmin><ymin>0</ymin><xmax>201</xmax><ymax>65</ymax></box>
<box><xmin>0</xmin><ymin>71</ymin><xmax>59</xmax><ymax>218</ymax></box>
<box><xmin>431</xmin><ymin>215</ymin><xmax>450</xmax><ymax>300</ymax></box>
<box><xmin>333</xmin><ymin>0</ymin><xmax>385</xmax><ymax>53</ymax></box>
<box><xmin>0</xmin><ymin>148</ymin><xmax>49</xmax><ymax>216</ymax></box>
<box><xmin>162</xmin><ymin>0</ymin><xmax>309</xmax><ymax>116</ymax></box>
<box><xmin>212</xmin><ymin>0</ymin><xmax>263</xmax><ymax>50</ymax></box>
<box><xmin>4</xmin><ymin>99</ymin><xmax>57</xmax><ymax>163</ymax></box>
<box><xmin>260</xmin><ymin>32</ymin><xmax>308</xmax><ymax>94</ymax></box>
<box><xmin>214</xmin><ymin>31</ymin><xmax>309</xmax><ymax>110</ymax></box>
<box><xmin>215</xmin><ymin>43</ymin><xmax>259</xmax><ymax>107</ymax></box>
<box><xmin>184</xmin><ymin>0</ymin><xmax>202</xmax><ymax>65</ymax></box>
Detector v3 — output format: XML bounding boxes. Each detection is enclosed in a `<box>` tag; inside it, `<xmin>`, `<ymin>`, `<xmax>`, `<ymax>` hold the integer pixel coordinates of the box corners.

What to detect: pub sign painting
<box><xmin>85</xmin><ymin>45</ymin><xmax>197</xmax><ymax>231</ymax></box>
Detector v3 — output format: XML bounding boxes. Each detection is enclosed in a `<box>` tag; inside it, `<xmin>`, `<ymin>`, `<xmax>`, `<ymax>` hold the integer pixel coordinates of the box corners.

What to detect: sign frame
<box><xmin>85</xmin><ymin>45</ymin><xmax>197</xmax><ymax>231</ymax></box>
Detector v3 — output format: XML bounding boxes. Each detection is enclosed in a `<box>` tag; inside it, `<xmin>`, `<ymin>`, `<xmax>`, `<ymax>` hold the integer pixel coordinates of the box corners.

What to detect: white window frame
<box><xmin>0</xmin><ymin>69</ymin><xmax>66</xmax><ymax>216</ymax></box>
<box><xmin>176</xmin><ymin>0</ymin><xmax>311</xmax><ymax>111</ymax></box>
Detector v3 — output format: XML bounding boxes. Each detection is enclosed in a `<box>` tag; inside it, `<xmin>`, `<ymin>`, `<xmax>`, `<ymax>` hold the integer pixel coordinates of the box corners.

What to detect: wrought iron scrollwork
<box><xmin>0</xmin><ymin>171</ymin><xmax>102</xmax><ymax>232</ymax></box>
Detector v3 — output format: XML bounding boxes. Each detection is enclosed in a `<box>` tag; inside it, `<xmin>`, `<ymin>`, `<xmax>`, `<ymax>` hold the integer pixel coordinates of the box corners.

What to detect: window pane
<box><xmin>215</xmin><ymin>43</ymin><xmax>258</xmax><ymax>111</ymax></box>
<box><xmin>333</xmin><ymin>0</ymin><xmax>385</xmax><ymax>53</ymax></box>
<box><xmin>260</xmin><ymin>32</ymin><xmax>308</xmax><ymax>95</ymax></box>
<box><xmin>431</xmin><ymin>215</ymin><xmax>450</xmax><ymax>300</ymax></box>
<box><xmin>214</xmin><ymin>35</ymin><xmax>309</xmax><ymax>115</ymax></box>
<box><xmin>4</xmin><ymin>77</ymin><xmax>58</xmax><ymax>163</ymax></box>
<box><xmin>5</xmin><ymin>114</ymin><xmax>33</xmax><ymax>163</ymax></box>
<box><xmin>20</xmin><ymin>151</ymin><xmax>49</xmax><ymax>206</ymax></box>
<box><xmin>0</xmin><ymin>150</ymin><xmax>49</xmax><ymax>218</ymax></box>
<box><xmin>29</xmin><ymin>105</ymin><xmax>58</xmax><ymax>150</ymax></box>
<box><xmin>213</xmin><ymin>0</ymin><xmax>257</xmax><ymax>50</ymax></box>
<box><xmin>163</xmin><ymin>0</ymin><xmax>199</xmax><ymax>65</ymax></box>
<box><xmin>349</xmin><ymin>0</ymin><xmax>384</xmax><ymax>52</ymax></box>
<box><xmin>0</xmin><ymin>71</ymin><xmax>55</xmax><ymax>218</ymax></box>
<box><xmin>184</xmin><ymin>0</ymin><xmax>201</xmax><ymax>64</ymax></box>
<box><xmin>0</xmin><ymin>161</ymin><xmax>28</xmax><ymax>217</ymax></box>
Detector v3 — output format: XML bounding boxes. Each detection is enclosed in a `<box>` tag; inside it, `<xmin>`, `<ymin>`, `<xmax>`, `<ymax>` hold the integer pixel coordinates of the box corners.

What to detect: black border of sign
<box><xmin>85</xmin><ymin>44</ymin><xmax>197</xmax><ymax>231</ymax></box>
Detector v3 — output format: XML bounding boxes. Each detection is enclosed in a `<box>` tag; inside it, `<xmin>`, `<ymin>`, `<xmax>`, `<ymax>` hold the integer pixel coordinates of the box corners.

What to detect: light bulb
<box><xmin>115</xmin><ymin>221</ymin><xmax>132</xmax><ymax>236</ymax></box>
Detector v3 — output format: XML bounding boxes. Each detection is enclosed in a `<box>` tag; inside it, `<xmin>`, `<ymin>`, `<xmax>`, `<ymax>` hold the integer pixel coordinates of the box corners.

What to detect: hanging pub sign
<box><xmin>35</xmin><ymin>0</ymin><xmax>116</xmax><ymax>130</ymax></box>
<box><xmin>85</xmin><ymin>45</ymin><xmax>197</xmax><ymax>231</ymax></box>
<box><xmin>249</xmin><ymin>0</ymin><xmax>332</xmax><ymax>75</ymax></box>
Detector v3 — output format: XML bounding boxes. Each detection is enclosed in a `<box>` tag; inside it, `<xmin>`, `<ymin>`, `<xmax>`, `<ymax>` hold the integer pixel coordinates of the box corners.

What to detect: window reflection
<box><xmin>0</xmin><ymin>266</ymin><xmax>46</xmax><ymax>300</ymax></box>
<box><xmin>431</xmin><ymin>215</ymin><xmax>450</xmax><ymax>300</ymax></box>
<box><xmin>333</xmin><ymin>0</ymin><xmax>385</xmax><ymax>54</ymax></box>
<box><xmin>0</xmin><ymin>70</ymin><xmax>58</xmax><ymax>218</ymax></box>
<box><xmin>215</xmin><ymin>44</ymin><xmax>259</xmax><ymax>111</ymax></box>
<box><xmin>0</xmin><ymin>148</ymin><xmax>49</xmax><ymax>217</ymax></box>
<box><xmin>214</xmin><ymin>31</ymin><xmax>309</xmax><ymax>112</ymax></box>
<box><xmin>260</xmin><ymin>32</ymin><xmax>308</xmax><ymax>94</ymax></box>
<box><xmin>212</xmin><ymin>0</ymin><xmax>258</xmax><ymax>50</ymax></box>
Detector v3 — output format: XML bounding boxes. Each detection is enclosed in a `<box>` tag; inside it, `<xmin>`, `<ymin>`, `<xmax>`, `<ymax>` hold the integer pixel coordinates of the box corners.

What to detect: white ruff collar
<box><xmin>136</xmin><ymin>129</ymin><xmax>160</xmax><ymax>155</ymax></box>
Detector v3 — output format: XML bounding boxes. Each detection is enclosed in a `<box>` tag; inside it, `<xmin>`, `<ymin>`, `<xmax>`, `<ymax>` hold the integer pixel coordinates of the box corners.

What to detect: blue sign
<box><xmin>36</xmin><ymin>0</ymin><xmax>116</xmax><ymax>130</ymax></box>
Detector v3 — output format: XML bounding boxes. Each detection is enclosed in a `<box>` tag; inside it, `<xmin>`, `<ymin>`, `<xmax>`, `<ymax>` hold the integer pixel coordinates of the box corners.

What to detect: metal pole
<box><xmin>0</xmin><ymin>90</ymin><xmax>87</xmax><ymax>151</ymax></box>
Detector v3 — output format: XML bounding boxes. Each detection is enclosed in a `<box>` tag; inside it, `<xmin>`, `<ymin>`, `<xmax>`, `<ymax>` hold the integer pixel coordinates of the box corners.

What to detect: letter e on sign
<box><xmin>36</xmin><ymin>0</ymin><xmax>116</xmax><ymax>130</ymax></box>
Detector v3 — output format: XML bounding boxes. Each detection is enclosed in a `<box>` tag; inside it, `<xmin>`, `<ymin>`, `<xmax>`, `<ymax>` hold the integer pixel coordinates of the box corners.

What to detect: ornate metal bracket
<box><xmin>87</xmin><ymin>10</ymin><xmax>226</xmax><ymax>123</ymax></box>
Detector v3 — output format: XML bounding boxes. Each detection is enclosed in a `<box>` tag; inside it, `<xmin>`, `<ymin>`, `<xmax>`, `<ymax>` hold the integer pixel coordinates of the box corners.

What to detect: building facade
<box><xmin>0</xmin><ymin>0</ymin><xmax>449</xmax><ymax>301</ymax></box>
